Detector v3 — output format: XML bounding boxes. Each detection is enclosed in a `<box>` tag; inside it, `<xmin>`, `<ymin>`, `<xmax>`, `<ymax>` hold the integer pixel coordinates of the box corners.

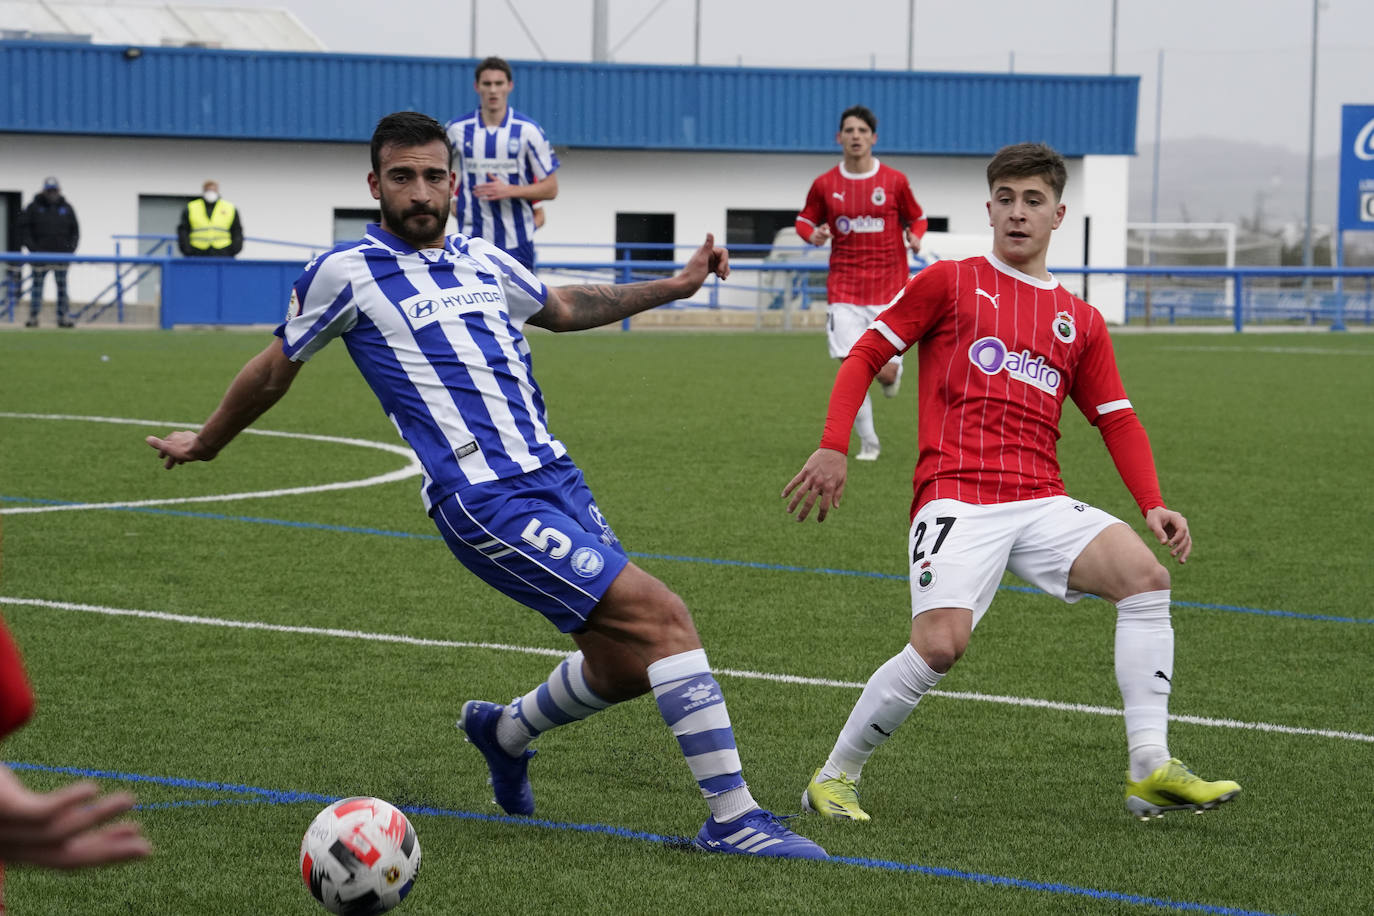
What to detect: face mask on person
<box><xmin>203</xmin><ymin>190</ymin><xmax>219</xmax><ymax>204</ymax></box>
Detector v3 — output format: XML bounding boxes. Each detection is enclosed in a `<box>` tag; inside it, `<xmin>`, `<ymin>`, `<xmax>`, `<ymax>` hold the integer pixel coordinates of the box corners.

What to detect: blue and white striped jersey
<box><xmin>276</xmin><ymin>223</ymin><xmax>566</xmax><ymax>511</ymax></box>
<box><xmin>446</xmin><ymin>107</ymin><xmax>559</xmax><ymax>268</ymax></box>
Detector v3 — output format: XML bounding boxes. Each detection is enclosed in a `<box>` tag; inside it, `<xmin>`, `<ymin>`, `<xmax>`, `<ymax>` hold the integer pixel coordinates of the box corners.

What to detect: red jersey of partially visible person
<box><xmin>796</xmin><ymin>161</ymin><xmax>927</xmax><ymax>306</ymax></box>
<box><xmin>0</xmin><ymin>622</ymin><xmax>34</xmax><ymax>749</ymax></box>
<box><xmin>0</xmin><ymin>618</ymin><xmax>36</xmax><ymax>906</ymax></box>
<box><xmin>821</xmin><ymin>253</ymin><xmax>1163</xmax><ymax>520</ymax></box>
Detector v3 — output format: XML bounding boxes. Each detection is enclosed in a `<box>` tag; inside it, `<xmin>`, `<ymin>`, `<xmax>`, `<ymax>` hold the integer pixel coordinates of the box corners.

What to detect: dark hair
<box><xmin>986</xmin><ymin>143</ymin><xmax>1068</xmax><ymax>200</ymax></box>
<box><xmin>370</xmin><ymin>111</ymin><xmax>448</xmax><ymax>174</ymax></box>
<box><xmin>839</xmin><ymin>105</ymin><xmax>877</xmax><ymax>133</ymax></box>
<box><xmin>474</xmin><ymin>56</ymin><xmax>513</xmax><ymax>83</ymax></box>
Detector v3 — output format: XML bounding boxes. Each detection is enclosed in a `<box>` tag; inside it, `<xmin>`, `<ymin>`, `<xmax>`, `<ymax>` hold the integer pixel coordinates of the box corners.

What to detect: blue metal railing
<box><xmin>4</xmin><ymin>243</ymin><xmax>1372</xmax><ymax>332</ymax></box>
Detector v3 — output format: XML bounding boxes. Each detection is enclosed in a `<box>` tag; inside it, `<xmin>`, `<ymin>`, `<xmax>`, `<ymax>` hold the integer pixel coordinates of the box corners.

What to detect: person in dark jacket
<box><xmin>176</xmin><ymin>180</ymin><xmax>243</xmax><ymax>258</ymax></box>
<box><xmin>19</xmin><ymin>177</ymin><xmax>80</xmax><ymax>328</ymax></box>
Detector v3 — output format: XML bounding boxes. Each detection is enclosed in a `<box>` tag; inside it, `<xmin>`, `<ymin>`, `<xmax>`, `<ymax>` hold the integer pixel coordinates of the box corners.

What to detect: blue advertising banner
<box><xmin>1339</xmin><ymin>104</ymin><xmax>1374</xmax><ymax>232</ymax></box>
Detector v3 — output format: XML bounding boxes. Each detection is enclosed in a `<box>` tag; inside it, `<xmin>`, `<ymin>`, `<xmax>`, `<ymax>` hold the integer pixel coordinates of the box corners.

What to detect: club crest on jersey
<box><xmin>507</xmin><ymin>137</ymin><xmax>520</xmax><ymax>156</ymax></box>
<box><xmin>833</xmin><ymin>215</ymin><xmax>885</xmax><ymax>236</ymax></box>
<box><xmin>1054</xmin><ymin>310</ymin><xmax>1077</xmax><ymax>343</ymax></box>
<box><xmin>871</xmin><ymin>186</ymin><xmax>887</xmax><ymax>206</ymax></box>
<box><xmin>916</xmin><ymin>560</ymin><xmax>936</xmax><ymax>590</ymax></box>
<box><xmin>967</xmin><ymin>336</ymin><xmax>1062</xmax><ymax>395</ymax></box>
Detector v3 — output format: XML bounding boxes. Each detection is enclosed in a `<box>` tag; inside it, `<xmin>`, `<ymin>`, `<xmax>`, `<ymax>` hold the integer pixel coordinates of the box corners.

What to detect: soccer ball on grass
<box><xmin>300</xmin><ymin>796</ymin><xmax>421</xmax><ymax>915</ymax></box>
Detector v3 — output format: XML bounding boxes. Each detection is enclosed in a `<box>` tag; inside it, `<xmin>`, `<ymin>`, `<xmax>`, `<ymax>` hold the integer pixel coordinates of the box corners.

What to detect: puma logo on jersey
<box><xmin>832</xmin><ymin>191</ymin><xmax>845</xmax><ymax>201</ymax></box>
<box><xmin>974</xmin><ymin>288</ymin><xmax>1000</xmax><ymax>309</ymax></box>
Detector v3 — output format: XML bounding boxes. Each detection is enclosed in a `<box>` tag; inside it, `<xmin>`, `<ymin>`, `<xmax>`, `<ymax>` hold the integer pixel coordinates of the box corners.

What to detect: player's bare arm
<box><xmin>809</xmin><ymin>224</ymin><xmax>832</xmax><ymax>246</ymax></box>
<box><xmin>146</xmin><ymin>341</ymin><xmax>303</xmax><ymax>469</ymax></box>
<box><xmin>905</xmin><ymin>227</ymin><xmax>922</xmax><ymax>253</ymax></box>
<box><xmin>782</xmin><ymin>447</ymin><xmax>848</xmax><ymax>522</ymax></box>
<box><xmin>1145</xmin><ymin>506</ymin><xmax>1192</xmax><ymax>564</ymax></box>
<box><xmin>473</xmin><ymin>172</ymin><xmax>559</xmax><ymax>202</ymax></box>
<box><xmin>531</xmin><ymin>234</ymin><xmax>728</xmax><ymax>332</ymax></box>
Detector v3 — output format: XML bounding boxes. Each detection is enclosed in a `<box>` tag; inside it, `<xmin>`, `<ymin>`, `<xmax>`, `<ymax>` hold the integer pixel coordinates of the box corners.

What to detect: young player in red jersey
<box><xmin>796</xmin><ymin>106</ymin><xmax>927</xmax><ymax>461</ymax></box>
<box><xmin>783</xmin><ymin>143</ymin><xmax>1240</xmax><ymax>822</ymax></box>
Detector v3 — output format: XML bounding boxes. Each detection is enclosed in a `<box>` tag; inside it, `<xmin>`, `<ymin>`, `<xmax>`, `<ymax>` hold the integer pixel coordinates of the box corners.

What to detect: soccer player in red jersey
<box><xmin>783</xmin><ymin>143</ymin><xmax>1240</xmax><ymax>822</ymax></box>
<box><xmin>795</xmin><ymin>106</ymin><xmax>927</xmax><ymax>461</ymax></box>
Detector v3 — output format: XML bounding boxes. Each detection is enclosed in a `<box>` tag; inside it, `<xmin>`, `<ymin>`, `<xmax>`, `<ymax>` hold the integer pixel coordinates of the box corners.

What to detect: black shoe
<box><xmin>24</xmin><ymin>317</ymin><xmax>38</xmax><ymax>328</ymax></box>
<box><xmin>58</xmin><ymin>318</ymin><xmax>75</xmax><ymax>328</ymax></box>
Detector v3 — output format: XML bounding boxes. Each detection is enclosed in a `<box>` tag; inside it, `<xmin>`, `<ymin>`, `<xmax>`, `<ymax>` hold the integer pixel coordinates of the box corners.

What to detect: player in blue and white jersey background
<box><xmin>446</xmin><ymin>56</ymin><xmax>559</xmax><ymax>271</ymax></box>
<box><xmin>146</xmin><ymin>111</ymin><xmax>826</xmax><ymax>861</ymax></box>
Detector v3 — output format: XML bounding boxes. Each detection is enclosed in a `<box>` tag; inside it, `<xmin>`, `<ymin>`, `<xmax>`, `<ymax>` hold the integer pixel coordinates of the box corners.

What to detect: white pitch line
<box><xmin>0</xmin><ymin>412</ymin><xmax>422</xmax><ymax>515</ymax></box>
<box><xmin>1161</xmin><ymin>345</ymin><xmax>1374</xmax><ymax>357</ymax></box>
<box><xmin>5</xmin><ymin>595</ymin><xmax>1371</xmax><ymax>745</ymax></box>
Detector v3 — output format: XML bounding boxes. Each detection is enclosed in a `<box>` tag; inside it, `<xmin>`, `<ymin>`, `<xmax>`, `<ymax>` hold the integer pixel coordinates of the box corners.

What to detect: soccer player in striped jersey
<box><xmin>784</xmin><ymin>143</ymin><xmax>1240</xmax><ymax>823</ymax></box>
<box><xmin>146</xmin><ymin>111</ymin><xmax>825</xmax><ymax>861</ymax></box>
<box><xmin>795</xmin><ymin>105</ymin><xmax>927</xmax><ymax>461</ymax></box>
<box><xmin>445</xmin><ymin>56</ymin><xmax>558</xmax><ymax>271</ymax></box>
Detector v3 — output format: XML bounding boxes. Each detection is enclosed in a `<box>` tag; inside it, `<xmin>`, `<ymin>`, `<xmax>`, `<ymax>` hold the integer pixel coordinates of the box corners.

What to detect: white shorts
<box><xmin>827</xmin><ymin>303</ymin><xmax>904</xmax><ymax>366</ymax></box>
<box><xmin>908</xmin><ymin>496</ymin><xmax>1124</xmax><ymax>628</ymax></box>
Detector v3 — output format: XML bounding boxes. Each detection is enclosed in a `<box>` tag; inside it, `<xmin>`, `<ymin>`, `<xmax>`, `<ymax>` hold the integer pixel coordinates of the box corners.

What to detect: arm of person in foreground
<box><xmin>1095</xmin><ymin>407</ymin><xmax>1191</xmax><ymax>563</ymax></box>
<box><xmin>781</xmin><ymin>336</ymin><xmax>889</xmax><ymax>522</ymax></box>
<box><xmin>0</xmin><ymin>765</ymin><xmax>150</xmax><ymax>868</ymax></box>
<box><xmin>529</xmin><ymin>233</ymin><xmax>728</xmax><ymax>332</ymax></box>
<box><xmin>145</xmin><ymin>341</ymin><xmax>303</xmax><ymax>468</ymax></box>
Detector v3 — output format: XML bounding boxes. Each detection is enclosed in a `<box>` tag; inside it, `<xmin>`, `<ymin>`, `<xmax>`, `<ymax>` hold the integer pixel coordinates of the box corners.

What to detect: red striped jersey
<box><xmin>796</xmin><ymin>160</ymin><xmax>927</xmax><ymax>306</ymax></box>
<box><xmin>822</xmin><ymin>254</ymin><xmax>1157</xmax><ymax>518</ymax></box>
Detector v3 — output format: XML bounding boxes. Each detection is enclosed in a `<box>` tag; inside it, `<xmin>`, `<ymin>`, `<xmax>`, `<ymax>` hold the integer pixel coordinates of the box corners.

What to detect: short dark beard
<box><xmin>378</xmin><ymin>195</ymin><xmax>445</xmax><ymax>249</ymax></box>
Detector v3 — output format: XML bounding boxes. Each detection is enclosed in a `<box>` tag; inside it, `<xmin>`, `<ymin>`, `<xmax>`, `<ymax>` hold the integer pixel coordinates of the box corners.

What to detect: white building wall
<box><xmin>1080</xmin><ymin>154</ymin><xmax>1131</xmax><ymax>323</ymax></box>
<box><xmin>3</xmin><ymin>134</ymin><xmax>1129</xmax><ymax>321</ymax></box>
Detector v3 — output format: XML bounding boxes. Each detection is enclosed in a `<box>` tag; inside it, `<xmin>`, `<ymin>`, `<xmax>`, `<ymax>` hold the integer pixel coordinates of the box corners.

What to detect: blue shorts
<box><xmin>430</xmin><ymin>456</ymin><xmax>629</xmax><ymax>632</ymax></box>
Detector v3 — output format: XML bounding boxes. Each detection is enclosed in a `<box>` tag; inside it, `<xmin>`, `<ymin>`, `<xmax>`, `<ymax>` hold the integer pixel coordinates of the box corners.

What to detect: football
<box><xmin>300</xmin><ymin>797</ymin><xmax>421</xmax><ymax>915</ymax></box>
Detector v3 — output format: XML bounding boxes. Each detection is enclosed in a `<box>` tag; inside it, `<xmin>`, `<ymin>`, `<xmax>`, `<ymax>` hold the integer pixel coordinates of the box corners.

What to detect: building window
<box><xmin>726</xmin><ymin>209</ymin><xmax>799</xmax><ymax>259</ymax></box>
<box><xmin>333</xmin><ymin>208</ymin><xmax>380</xmax><ymax>244</ymax></box>
<box><xmin>614</xmin><ymin>212</ymin><xmax>675</xmax><ymax>276</ymax></box>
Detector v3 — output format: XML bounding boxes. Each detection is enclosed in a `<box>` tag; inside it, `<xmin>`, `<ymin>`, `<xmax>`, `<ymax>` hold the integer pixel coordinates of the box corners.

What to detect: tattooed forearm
<box><xmin>540</xmin><ymin>279</ymin><xmax>683</xmax><ymax>331</ymax></box>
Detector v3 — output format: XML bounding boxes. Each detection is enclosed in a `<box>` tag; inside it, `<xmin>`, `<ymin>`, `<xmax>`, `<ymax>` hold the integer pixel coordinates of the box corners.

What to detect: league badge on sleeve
<box><xmin>1053</xmin><ymin>310</ymin><xmax>1077</xmax><ymax>344</ymax></box>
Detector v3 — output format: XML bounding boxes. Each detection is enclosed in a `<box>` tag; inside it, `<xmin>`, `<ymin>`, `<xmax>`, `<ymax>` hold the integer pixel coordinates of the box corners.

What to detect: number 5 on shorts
<box><xmin>522</xmin><ymin>518</ymin><xmax>572</xmax><ymax>559</ymax></box>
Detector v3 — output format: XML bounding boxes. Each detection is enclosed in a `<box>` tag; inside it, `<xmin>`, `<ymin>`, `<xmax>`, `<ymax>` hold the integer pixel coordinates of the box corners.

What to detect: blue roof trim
<box><xmin>0</xmin><ymin>42</ymin><xmax>1137</xmax><ymax>156</ymax></box>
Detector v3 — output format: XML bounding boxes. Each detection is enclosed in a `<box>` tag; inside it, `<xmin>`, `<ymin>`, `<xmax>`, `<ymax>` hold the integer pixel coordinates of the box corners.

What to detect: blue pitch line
<box><xmin>5</xmin><ymin>760</ymin><xmax>1280</xmax><ymax>916</ymax></box>
<box><xmin>4</xmin><ymin>495</ymin><xmax>1369</xmax><ymax>626</ymax></box>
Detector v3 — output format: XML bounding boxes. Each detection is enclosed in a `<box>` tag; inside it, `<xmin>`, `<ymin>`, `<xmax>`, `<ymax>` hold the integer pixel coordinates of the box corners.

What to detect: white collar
<box><xmin>985</xmin><ymin>251</ymin><xmax>1059</xmax><ymax>290</ymax></box>
<box><xmin>839</xmin><ymin>157</ymin><xmax>880</xmax><ymax>180</ymax></box>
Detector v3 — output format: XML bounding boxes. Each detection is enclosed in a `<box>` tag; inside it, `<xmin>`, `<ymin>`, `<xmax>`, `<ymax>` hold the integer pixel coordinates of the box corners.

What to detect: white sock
<box><xmin>1115</xmin><ymin>590</ymin><xmax>1174</xmax><ymax>780</ymax></box>
<box><xmin>855</xmin><ymin>393</ymin><xmax>878</xmax><ymax>448</ymax></box>
<box><xmin>499</xmin><ymin>651</ymin><xmax>612</xmax><ymax>756</ymax></box>
<box><xmin>820</xmin><ymin>644</ymin><xmax>942</xmax><ymax>782</ymax></box>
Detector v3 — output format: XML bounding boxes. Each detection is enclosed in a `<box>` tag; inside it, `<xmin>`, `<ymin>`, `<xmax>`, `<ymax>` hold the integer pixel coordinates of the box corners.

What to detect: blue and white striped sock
<box><xmin>648</xmin><ymin>648</ymin><xmax>756</xmax><ymax>823</ymax></box>
<box><xmin>498</xmin><ymin>651</ymin><xmax>612</xmax><ymax>755</ymax></box>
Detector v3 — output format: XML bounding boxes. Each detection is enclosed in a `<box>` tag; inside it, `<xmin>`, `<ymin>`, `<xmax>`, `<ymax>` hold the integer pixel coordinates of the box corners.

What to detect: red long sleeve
<box><xmin>818</xmin><ymin>339</ymin><xmax>890</xmax><ymax>453</ymax></box>
<box><xmin>1096</xmin><ymin>408</ymin><xmax>1164</xmax><ymax>516</ymax></box>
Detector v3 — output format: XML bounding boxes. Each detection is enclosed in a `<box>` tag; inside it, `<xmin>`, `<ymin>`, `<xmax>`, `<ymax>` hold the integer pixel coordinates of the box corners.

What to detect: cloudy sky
<box><xmin>175</xmin><ymin>0</ymin><xmax>1372</xmax><ymax>160</ymax></box>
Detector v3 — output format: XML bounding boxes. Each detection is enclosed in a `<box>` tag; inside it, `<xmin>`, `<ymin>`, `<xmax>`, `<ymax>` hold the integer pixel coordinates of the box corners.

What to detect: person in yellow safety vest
<box><xmin>176</xmin><ymin>180</ymin><xmax>243</xmax><ymax>257</ymax></box>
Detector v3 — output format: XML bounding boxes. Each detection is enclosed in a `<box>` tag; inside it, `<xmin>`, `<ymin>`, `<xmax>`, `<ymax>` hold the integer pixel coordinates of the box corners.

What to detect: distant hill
<box><xmin>1127</xmin><ymin>137</ymin><xmax>1340</xmax><ymax>230</ymax></box>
